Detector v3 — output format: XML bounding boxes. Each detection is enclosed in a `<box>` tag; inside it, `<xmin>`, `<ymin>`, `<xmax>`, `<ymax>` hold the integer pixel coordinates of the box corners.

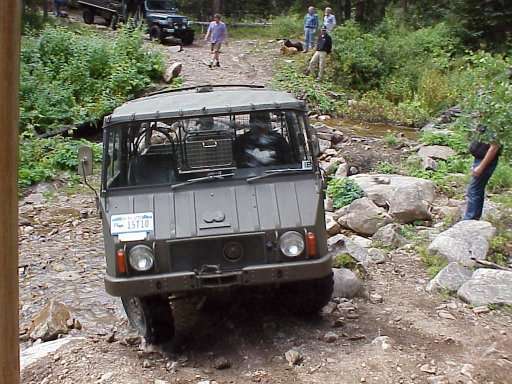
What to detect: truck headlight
<box><xmin>128</xmin><ymin>245</ymin><xmax>154</xmax><ymax>271</ymax></box>
<box><xmin>279</xmin><ymin>231</ymin><xmax>305</xmax><ymax>257</ymax></box>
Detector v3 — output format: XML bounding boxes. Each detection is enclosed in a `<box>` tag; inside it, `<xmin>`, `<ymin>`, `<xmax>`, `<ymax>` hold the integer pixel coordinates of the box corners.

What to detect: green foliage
<box><xmin>488</xmin><ymin>162</ymin><xmax>512</xmax><ymax>193</ymax></box>
<box><xmin>418</xmin><ymin>245</ymin><xmax>448</xmax><ymax>278</ymax></box>
<box><xmin>383</xmin><ymin>133</ymin><xmax>399</xmax><ymax>147</ymax></box>
<box><xmin>326</xmin><ymin>178</ymin><xmax>365</xmax><ymax>209</ymax></box>
<box><xmin>375</xmin><ymin>161</ymin><xmax>397</xmax><ymax>174</ymax></box>
<box><xmin>332</xmin><ymin>253</ymin><xmax>357</xmax><ymax>269</ymax></box>
<box><xmin>18</xmin><ymin>134</ymin><xmax>102</xmax><ymax>189</ymax></box>
<box><xmin>20</xmin><ymin>25</ymin><xmax>165</xmax><ymax>134</ymax></box>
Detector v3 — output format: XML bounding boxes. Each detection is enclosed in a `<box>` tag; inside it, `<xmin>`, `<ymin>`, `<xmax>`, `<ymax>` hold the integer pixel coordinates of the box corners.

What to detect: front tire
<box><xmin>181</xmin><ymin>30</ymin><xmax>195</xmax><ymax>45</ymax></box>
<box><xmin>82</xmin><ymin>8</ymin><xmax>95</xmax><ymax>25</ymax></box>
<box><xmin>121</xmin><ymin>295</ymin><xmax>175</xmax><ymax>344</ymax></box>
<box><xmin>279</xmin><ymin>273</ymin><xmax>334</xmax><ymax>315</ymax></box>
<box><xmin>149</xmin><ymin>25</ymin><xmax>163</xmax><ymax>42</ymax></box>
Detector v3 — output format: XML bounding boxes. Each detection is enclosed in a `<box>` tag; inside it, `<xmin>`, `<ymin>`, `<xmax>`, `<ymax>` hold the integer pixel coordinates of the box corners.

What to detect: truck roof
<box><xmin>105</xmin><ymin>86</ymin><xmax>306</xmax><ymax>126</ymax></box>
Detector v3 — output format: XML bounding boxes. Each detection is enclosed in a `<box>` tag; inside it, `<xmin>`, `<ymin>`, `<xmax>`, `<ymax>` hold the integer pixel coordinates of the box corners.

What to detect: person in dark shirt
<box><xmin>305</xmin><ymin>25</ymin><xmax>332</xmax><ymax>80</ymax></box>
<box><xmin>235</xmin><ymin>112</ymin><xmax>293</xmax><ymax>167</ymax></box>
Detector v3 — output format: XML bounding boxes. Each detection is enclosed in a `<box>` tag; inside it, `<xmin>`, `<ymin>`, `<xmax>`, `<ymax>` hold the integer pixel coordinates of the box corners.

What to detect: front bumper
<box><xmin>104</xmin><ymin>254</ymin><xmax>332</xmax><ymax>297</ymax></box>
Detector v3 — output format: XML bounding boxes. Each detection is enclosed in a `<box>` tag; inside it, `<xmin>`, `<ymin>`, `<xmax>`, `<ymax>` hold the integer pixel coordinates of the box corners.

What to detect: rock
<box><xmin>317</xmin><ymin>132</ymin><xmax>333</xmax><ymax>141</ymax></box>
<box><xmin>25</xmin><ymin>193</ymin><xmax>44</xmax><ymax>205</ymax></box>
<box><xmin>368</xmin><ymin>248</ymin><xmax>386</xmax><ymax>264</ymax></box>
<box><xmin>96</xmin><ymin>372</ymin><xmax>115</xmax><ymax>383</ymax></box>
<box><xmin>472</xmin><ymin>306</ymin><xmax>491</xmax><ymax>315</ymax></box>
<box><xmin>331</xmin><ymin>131</ymin><xmax>344</xmax><ymax>144</ymax></box>
<box><xmin>341</xmin><ymin>197</ymin><xmax>392</xmax><ymax>235</ymax></box>
<box><xmin>325</xmin><ymin>214</ymin><xmax>341</xmax><ymax>236</ymax></box>
<box><xmin>421</xmin><ymin>122</ymin><xmax>437</xmax><ymax>133</ymax></box>
<box><xmin>323</xmin><ymin>331</ymin><xmax>338</xmax><ymax>343</ymax></box>
<box><xmin>155</xmin><ymin>380</ymin><xmax>170</xmax><ymax>384</ymax></box>
<box><xmin>371</xmin><ymin>336</ymin><xmax>393</xmax><ymax>351</ymax></box>
<box><xmin>420</xmin><ymin>364</ymin><xmax>437</xmax><ymax>374</ymax></box>
<box><xmin>427</xmin><ymin>376</ymin><xmax>449</xmax><ymax>384</ymax></box>
<box><xmin>285</xmin><ymin>349</ymin><xmax>302</xmax><ymax>366</ymax></box>
<box><xmin>324</xmin><ymin>197</ymin><xmax>334</xmax><ymax>212</ymax></box>
<box><xmin>349</xmin><ymin>166</ymin><xmax>359</xmax><ymax>175</ymax></box>
<box><xmin>334</xmin><ymin>162</ymin><xmax>349</xmax><ymax>178</ymax></box>
<box><xmin>458</xmin><ymin>269</ymin><xmax>512</xmax><ymax>306</ymax></box>
<box><xmin>20</xmin><ymin>337</ymin><xmax>84</xmax><ymax>371</ymax></box>
<box><xmin>422</xmin><ymin>157</ymin><xmax>438</xmax><ymax>171</ymax></box>
<box><xmin>370</xmin><ymin>293</ymin><xmax>383</xmax><ymax>303</ymax></box>
<box><xmin>426</xmin><ymin>262</ymin><xmax>473</xmax><ymax>293</ymax></box>
<box><xmin>437</xmin><ymin>310</ymin><xmax>456</xmax><ymax>320</ymax></box>
<box><xmin>28</xmin><ymin>300</ymin><xmax>73</xmax><ymax>342</ymax></box>
<box><xmin>318</xmin><ymin>114</ymin><xmax>331</xmax><ymax>121</ymax></box>
<box><xmin>213</xmin><ymin>357</ymin><xmax>231</xmax><ymax>370</ymax></box>
<box><xmin>332</xmin><ymin>268</ymin><xmax>363</xmax><ymax>299</ymax></box>
<box><xmin>327</xmin><ymin>234</ymin><xmax>369</xmax><ymax>266</ymax></box>
<box><xmin>350</xmin><ymin>175</ymin><xmax>435</xmax><ymax>218</ymax></box>
<box><xmin>318</xmin><ymin>138</ymin><xmax>331</xmax><ymax>153</ymax></box>
<box><xmin>350</xmin><ymin>235</ymin><xmax>372</xmax><ymax>249</ymax></box>
<box><xmin>428</xmin><ymin>220</ymin><xmax>496</xmax><ymax>267</ymax></box>
<box><xmin>163</xmin><ymin>62</ymin><xmax>183</xmax><ymax>83</ymax></box>
<box><xmin>372</xmin><ymin>224</ymin><xmax>408</xmax><ymax>249</ymax></box>
<box><xmin>418</xmin><ymin>145</ymin><xmax>456</xmax><ymax>161</ymax></box>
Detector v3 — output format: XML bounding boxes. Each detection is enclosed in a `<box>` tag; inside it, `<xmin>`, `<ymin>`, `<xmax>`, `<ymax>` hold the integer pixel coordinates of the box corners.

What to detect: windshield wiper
<box><xmin>171</xmin><ymin>173</ymin><xmax>234</xmax><ymax>190</ymax></box>
<box><xmin>246</xmin><ymin>168</ymin><xmax>313</xmax><ymax>183</ymax></box>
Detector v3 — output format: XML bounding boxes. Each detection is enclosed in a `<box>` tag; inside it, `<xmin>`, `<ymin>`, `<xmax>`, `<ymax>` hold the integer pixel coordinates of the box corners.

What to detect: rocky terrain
<box><xmin>19</xmin><ymin>36</ymin><xmax>512</xmax><ymax>384</ymax></box>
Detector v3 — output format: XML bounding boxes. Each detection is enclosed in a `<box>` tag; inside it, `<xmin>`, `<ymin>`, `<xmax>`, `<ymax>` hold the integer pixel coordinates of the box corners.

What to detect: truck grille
<box><xmin>169</xmin><ymin>234</ymin><xmax>266</xmax><ymax>273</ymax></box>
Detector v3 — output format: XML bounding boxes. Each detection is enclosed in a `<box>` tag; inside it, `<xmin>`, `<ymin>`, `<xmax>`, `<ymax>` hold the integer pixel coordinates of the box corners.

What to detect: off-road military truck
<box><xmin>79</xmin><ymin>85</ymin><xmax>333</xmax><ymax>344</ymax></box>
<box><xmin>78</xmin><ymin>0</ymin><xmax>195</xmax><ymax>44</ymax></box>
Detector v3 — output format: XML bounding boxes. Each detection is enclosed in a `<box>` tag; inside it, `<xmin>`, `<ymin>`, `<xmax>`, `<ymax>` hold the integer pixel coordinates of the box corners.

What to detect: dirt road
<box><xmin>20</xmin><ymin>40</ymin><xmax>512</xmax><ymax>384</ymax></box>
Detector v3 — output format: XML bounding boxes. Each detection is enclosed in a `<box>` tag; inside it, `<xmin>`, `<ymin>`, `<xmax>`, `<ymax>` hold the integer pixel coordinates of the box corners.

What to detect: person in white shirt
<box><xmin>323</xmin><ymin>7</ymin><xmax>336</xmax><ymax>32</ymax></box>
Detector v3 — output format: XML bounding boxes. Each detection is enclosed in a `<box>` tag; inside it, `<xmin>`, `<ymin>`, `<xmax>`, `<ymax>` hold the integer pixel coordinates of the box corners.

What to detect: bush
<box><xmin>19</xmin><ymin>134</ymin><xmax>102</xmax><ymax>189</ymax></box>
<box><xmin>20</xmin><ymin>25</ymin><xmax>165</xmax><ymax>134</ymax></box>
<box><xmin>326</xmin><ymin>178</ymin><xmax>365</xmax><ymax>209</ymax></box>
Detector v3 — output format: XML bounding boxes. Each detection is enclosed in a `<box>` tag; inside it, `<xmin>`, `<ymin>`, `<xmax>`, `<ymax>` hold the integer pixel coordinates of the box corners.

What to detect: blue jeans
<box><xmin>463</xmin><ymin>158</ymin><xmax>498</xmax><ymax>220</ymax></box>
<box><xmin>304</xmin><ymin>28</ymin><xmax>315</xmax><ymax>50</ymax></box>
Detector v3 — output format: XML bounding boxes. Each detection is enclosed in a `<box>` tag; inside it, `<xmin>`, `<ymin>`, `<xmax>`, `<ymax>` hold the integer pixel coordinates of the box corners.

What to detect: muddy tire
<box><xmin>149</xmin><ymin>25</ymin><xmax>163</xmax><ymax>42</ymax></box>
<box><xmin>121</xmin><ymin>295</ymin><xmax>174</xmax><ymax>344</ymax></box>
<box><xmin>181</xmin><ymin>30</ymin><xmax>195</xmax><ymax>46</ymax></box>
<box><xmin>82</xmin><ymin>8</ymin><xmax>94</xmax><ymax>25</ymax></box>
<box><xmin>279</xmin><ymin>272</ymin><xmax>334</xmax><ymax>315</ymax></box>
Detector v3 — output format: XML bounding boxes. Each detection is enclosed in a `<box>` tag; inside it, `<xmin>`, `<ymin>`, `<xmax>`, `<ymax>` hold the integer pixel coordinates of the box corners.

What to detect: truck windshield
<box><xmin>146</xmin><ymin>0</ymin><xmax>176</xmax><ymax>11</ymax></box>
<box><xmin>104</xmin><ymin>110</ymin><xmax>312</xmax><ymax>189</ymax></box>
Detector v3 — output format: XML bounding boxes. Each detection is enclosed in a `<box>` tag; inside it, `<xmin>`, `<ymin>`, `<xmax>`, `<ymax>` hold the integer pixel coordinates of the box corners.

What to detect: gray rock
<box><xmin>350</xmin><ymin>235</ymin><xmax>372</xmax><ymax>249</ymax></box>
<box><xmin>318</xmin><ymin>138</ymin><xmax>331</xmax><ymax>153</ymax></box>
<box><xmin>21</xmin><ymin>337</ymin><xmax>84</xmax><ymax>371</ymax></box>
<box><xmin>426</xmin><ymin>262</ymin><xmax>473</xmax><ymax>293</ymax></box>
<box><xmin>349</xmin><ymin>166</ymin><xmax>359</xmax><ymax>175</ymax></box>
<box><xmin>350</xmin><ymin>175</ymin><xmax>435</xmax><ymax>222</ymax></box>
<box><xmin>422</xmin><ymin>157</ymin><xmax>438</xmax><ymax>171</ymax></box>
<box><xmin>334</xmin><ymin>162</ymin><xmax>349</xmax><ymax>178</ymax></box>
<box><xmin>418</xmin><ymin>145</ymin><xmax>456</xmax><ymax>161</ymax></box>
<box><xmin>331</xmin><ymin>131</ymin><xmax>344</xmax><ymax>144</ymax></box>
<box><xmin>428</xmin><ymin>220</ymin><xmax>496</xmax><ymax>267</ymax></box>
<box><xmin>325</xmin><ymin>213</ymin><xmax>341</xmax><ymax>235</ymax></box>
<box><xmin>372</xmin><ymin>224</ymin><xmax>408</xmax><ymax>249</ymax></box>
<box><xmin>327</xmin><ymin>234</ymin><xmax>369</xmax><ymax>266</ymax></box>
<box><xmin>371</xmin><ymin>336</ymin><xmax>393</xmax><ymax>351</ymax></box>
<box><xmin>284</xmin><ymin>349</ymin><xmax>302</xmax><ymax>366</ymax></box>
<box><xmin>163</xmin><ymin>62</ymin><xmax>182</xmax><ymax>83</ymax></box>
<box><xmin>332</xmin><ymin>268</ymin><xmax>363</xmax><ymax>299</ymax></box>
<box><xmin>421</xmin><ymin>122</ymin><xmax>437</xmax><ymax>133</ymax></box>
<box><xmin>341</xmin><ymin>197</ymin><xmax>393</xmax><ymax>236</ymax></box>
<box><xmin>458</xmin><ymin>269</ymin><xmax>512</xmax><ymax>306</ymax></box>
<box><xmin>323</xmin><ymin>331</ymin><xmax>339</xmax><ymax>343</ymax></box>
<box><xmin>368</xmin><ymin>248</ymin><xmax>386</xmax><ymax>264</ymax></box>
<box><xmin>213</xmin><ymin>357</ymin><xmax>231</xmax><ymax>370</ymax></box>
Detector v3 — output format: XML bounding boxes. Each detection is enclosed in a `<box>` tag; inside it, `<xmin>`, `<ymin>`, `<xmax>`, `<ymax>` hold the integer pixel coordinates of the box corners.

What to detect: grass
<box><xmin>418</xmin><ymin>245</ymin><xmax>448</xmax><ymax>278</ymax></box>
<box><xmin>374</xmin><ymin>161</ymin><xmax>398</xmax><ymax>174</ymax></box>
<box><xmin>383</xmin><ymin>133</ymin><xmax>399</xmax><ymax>147</ymax></box>
<box><xmin>332</xmin><ymin>253</ymin><xmax>357</xmax><ymax>269</ymax></box>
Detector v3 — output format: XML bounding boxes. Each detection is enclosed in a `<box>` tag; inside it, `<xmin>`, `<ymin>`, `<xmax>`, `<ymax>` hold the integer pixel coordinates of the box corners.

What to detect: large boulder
<box><xmin>28</xmin><ymin>300</ymin><xmax>73</xmax><ymax>341</ymax></box>
<box><xmin>340</xmin><ymin>197</ymin><xmax>393</xmax><ymax>235</ymax></box>
<box><xmin>349</xmin><ymin>174</ymin><xmax>435</xmax><ymax>223</ymax></box>
<box><xmin>327</xmin><ymin>234</ymin><xmax>369</xmax><ymax>266</ymax></box>
<box><xmin>332</xmin><ymin>268</ymin><xmax>364</xmax><ymax>299</ymax></box>
<box><xmin>426</xmin><ymin>262</ymin><xmax>473</xmax><ymax>293</ymax></box>
<box><xmin>428</xmin><ymin>220</ymin><xmax>496</xmax><ymax>267</ymax></box>
<box><xmin>418</xmin><ymin>145</ymin><xmax>456</xmax><ymax>161</ymax></box>
<box><xmin>372</xmin><ymin>223</ymin><xmax>408</xmax><ymax>249</ymax></box>
<box><xmin>458</xmin><ymin>269</ymin><xmax>512</xmax><ymax>306</ymax></box>
<box><xmin>163</xmin><ymin>62</ymin><xmax>182</xmax><ymax>83</ymax></box>
<box><xmin>325</xmin><ymin>213</ymin><xmax>341</xmax><ymax>235</ymax></box>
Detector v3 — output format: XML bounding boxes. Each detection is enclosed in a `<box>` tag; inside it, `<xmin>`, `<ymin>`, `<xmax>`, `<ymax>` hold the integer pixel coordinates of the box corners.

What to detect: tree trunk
<box><xmin>212</xmin><ymin>0</ymin><xmax>222</xmax><ymax>15</ymax></box>
<box><xmin>401</xmin><ymin>0</ymin><xmax>408</xmax><ymax>13</ymax></box>
<box><xmin>0</xmin><ymin>1</ymin><xmax>21</xmax><ymax>383</ymax></box>
<box><xmin>344</xmin><ymin>0</ymin><xmax>352</xmax><ymax>20</ymax></box>
<box><xmin>43</xmin><ymin>0</ymin><xmax>49</xmax><ymax>19</ymax></box>
<box><xmin>355</xmin><ymin>0</ymin><xmax>365</xmax><ymax>23</ymax></box>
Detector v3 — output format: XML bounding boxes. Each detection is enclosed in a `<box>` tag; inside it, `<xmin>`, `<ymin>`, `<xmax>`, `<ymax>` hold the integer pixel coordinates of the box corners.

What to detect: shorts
<box><xmin>211</xmin><ymin>42</ymin><xmax>222</xmax><ymax>53</ymax></box>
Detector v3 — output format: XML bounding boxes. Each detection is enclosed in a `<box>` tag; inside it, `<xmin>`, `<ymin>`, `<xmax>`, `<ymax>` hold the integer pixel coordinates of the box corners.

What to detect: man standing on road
<box><xmin>303</xmin><ymin>6</ymin><xmax>319</xmax><ymax>53</ymax></box>
<box><xmin>323</xmin><ymin>7</ymin><xmax>336</xmax><ymax>32</ymax></box>
<box><xmin>305</xmin><ymin>26</ymin><xmax>332</xmax><ymax>80</ymax></box>
<box><xmin>463</xmin><ymin>124</ymin><xmax>501</xmax><ymax>220</ymax></box>
<box><xmin>205</xmin><ymin>13</ymin><xmax>227</xmax><ymax>68</ymax></box>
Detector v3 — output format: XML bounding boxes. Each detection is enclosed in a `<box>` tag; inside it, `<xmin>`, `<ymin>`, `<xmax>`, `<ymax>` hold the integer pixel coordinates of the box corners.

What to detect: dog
<box><xmin>284</xmin><ymin>39</ymin><xmax>304</xmax><ymax>52</ymax></box>
<box><xmin>280</xmin><ymin>45</ymin><xmax>299</xmax><ymax>56</ymax></box>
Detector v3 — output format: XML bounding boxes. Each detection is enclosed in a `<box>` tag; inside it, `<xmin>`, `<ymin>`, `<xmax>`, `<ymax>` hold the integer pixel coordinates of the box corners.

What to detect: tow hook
<box><xmin>197</xmin><ymin>264</ymin><xmax>221</xmax><ymax>275</ymax></box>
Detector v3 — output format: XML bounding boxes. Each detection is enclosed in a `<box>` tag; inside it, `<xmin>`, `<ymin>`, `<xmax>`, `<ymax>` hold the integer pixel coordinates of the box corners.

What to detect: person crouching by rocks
<box><xmin>305</xmin><ymin>26</ymin><xmax>332</xmax><ymax>80</ymax></box>
<box><xmin>205</xmin><ymin>13</ymin><xmax>228</xmax><ymax>68</ymax></box>
<box><xmin>463</xmin><ymin>123</ymin><xmax>501</xmax><ymax>220</ymax></box>
<box><xmin>303</xmin><ymin>6</ymin><xmax>319</xmax><ymax>53</ymax></box>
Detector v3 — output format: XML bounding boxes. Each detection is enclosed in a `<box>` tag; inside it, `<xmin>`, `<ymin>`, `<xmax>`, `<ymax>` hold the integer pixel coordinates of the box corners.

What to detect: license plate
<box><xmin>110</xmin><ymin>212</ymin><xmax>154</xmax><ymax>235</ymax></box>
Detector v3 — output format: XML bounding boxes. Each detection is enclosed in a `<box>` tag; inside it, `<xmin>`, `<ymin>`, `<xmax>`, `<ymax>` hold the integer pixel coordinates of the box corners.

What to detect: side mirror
<box><xmin>78</xmin><ymin>146</ymin><xmax>94</xmax><ymax>177</ymax></box>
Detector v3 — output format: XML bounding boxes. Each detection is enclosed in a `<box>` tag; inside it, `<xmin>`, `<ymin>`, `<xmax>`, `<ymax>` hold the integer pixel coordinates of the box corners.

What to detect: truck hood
<box><xmin>104</xmin><ymin>178</ymin><xmax>322</xmax><ymax>240</ymax></box>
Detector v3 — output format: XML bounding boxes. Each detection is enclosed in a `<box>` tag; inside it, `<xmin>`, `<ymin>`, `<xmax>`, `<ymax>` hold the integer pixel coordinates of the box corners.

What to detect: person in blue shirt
<box><xmin>205</xmin><ymin>14</ymin><xmax>228</xmax><ymax>68</ymax></box>
<box><xmin>303</xmin><ymin>6</ymin><xmax>319</xmax><ymax>53</ymax></box>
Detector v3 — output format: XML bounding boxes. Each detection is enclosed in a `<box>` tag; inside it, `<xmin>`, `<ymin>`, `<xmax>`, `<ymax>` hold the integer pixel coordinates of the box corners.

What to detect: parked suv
<box><xmin>79</xmin><ymin>85</ymin><xmax>333</xmax><ymax>344</ymax></box>
<box><xmin>78</xmin><ymin>0</ymin><xmax>195</xmax><ymax>45</ymax></box>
